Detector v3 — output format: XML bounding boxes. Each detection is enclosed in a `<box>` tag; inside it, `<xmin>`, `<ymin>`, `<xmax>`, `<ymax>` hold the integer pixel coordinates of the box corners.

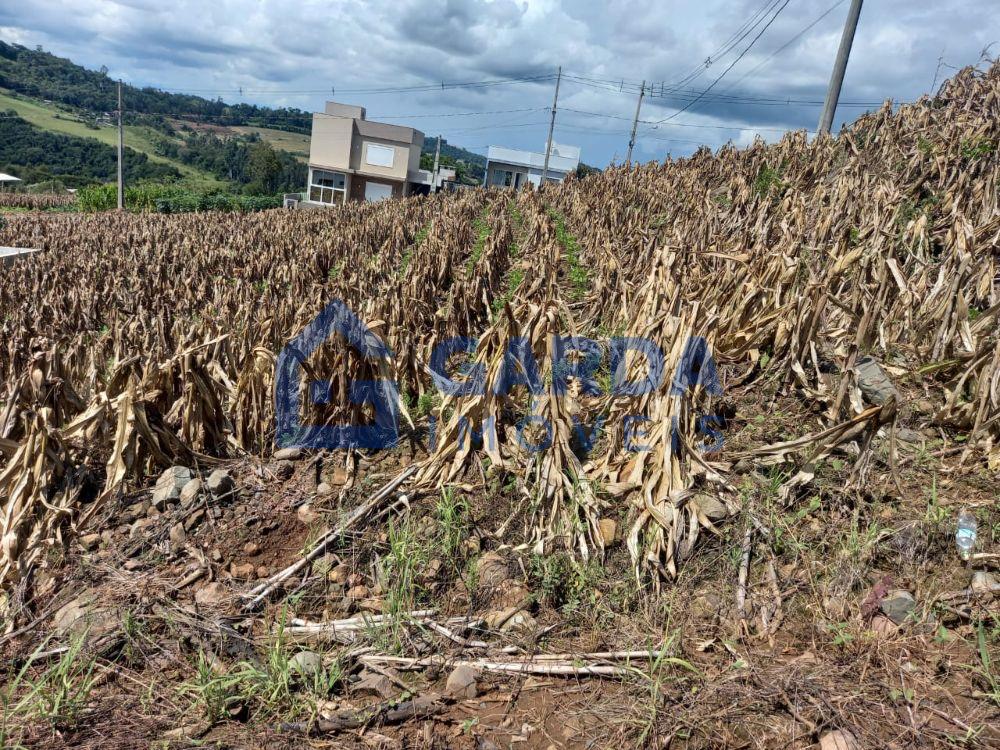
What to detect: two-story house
<box><xmin>305</xmin><ymin>102</ymin><xmax>432</xmax><ymax>205</ymax></box>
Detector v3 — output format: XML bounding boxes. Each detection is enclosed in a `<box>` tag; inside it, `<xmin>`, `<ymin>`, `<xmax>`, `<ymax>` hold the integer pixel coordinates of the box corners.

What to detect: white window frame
<box><xmin>364</xmin><ymin>144</ymin><xmax>396</xmax><ymax>168</ymax></box>
<box><xmin>308</xmin><ymin>168</ymin><xmax>347</xmax><ymax>205</ymax></box>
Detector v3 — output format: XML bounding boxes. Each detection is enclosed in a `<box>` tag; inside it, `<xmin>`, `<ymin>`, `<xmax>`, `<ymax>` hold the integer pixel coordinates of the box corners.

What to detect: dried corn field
<box><xmin>0</xmin><ymin>192</ymin><xmax>76</xmax><ymax>210</ymax></box>
<box><xmin>2</xmin><ymin>65</ymin><xmax>998</xmax><ymax>591</ymax></box>
<box><xmin>0</xmin><ymin>64</ymin><xmax>998</xmax><ymax>749</ymax></box>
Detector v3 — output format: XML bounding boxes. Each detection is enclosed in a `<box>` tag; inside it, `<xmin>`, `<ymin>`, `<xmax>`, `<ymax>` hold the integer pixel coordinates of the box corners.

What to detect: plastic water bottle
<box><xmin>955</xmin><ymin>509</ymin><xmax>977</xmax><ymax>561</ymax></box>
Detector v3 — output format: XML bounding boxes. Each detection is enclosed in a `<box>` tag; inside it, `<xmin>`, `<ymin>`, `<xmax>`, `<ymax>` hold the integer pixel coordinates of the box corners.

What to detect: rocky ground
<box><xmin>1</xmin><ymin>386</ymin><xmax>998</xmax><ymax>750</ymax></box>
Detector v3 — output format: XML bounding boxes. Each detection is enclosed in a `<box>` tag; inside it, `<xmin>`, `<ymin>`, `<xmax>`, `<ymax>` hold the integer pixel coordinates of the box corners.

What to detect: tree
<box><xmin>246</xmin><ymin>141</ymin><xmax>282</xmax><ymax>194</ymax></box>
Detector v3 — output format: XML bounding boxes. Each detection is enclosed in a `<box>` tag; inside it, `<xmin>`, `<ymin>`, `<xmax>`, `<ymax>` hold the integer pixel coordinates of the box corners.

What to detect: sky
<box><xmin>1</xmin><ymin>0</ymin><xmax>998</xmax><ymax>166</ymax></box>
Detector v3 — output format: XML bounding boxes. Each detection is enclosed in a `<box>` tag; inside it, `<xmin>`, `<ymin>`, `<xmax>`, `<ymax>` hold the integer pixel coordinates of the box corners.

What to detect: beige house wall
<box><xmin>308</xmin><ymin>113</ymin><xmax>353</xmax><ymax>171</ymax></box>
<box><xmin>349</xmin><ymin>136</ymin><xmax>409</xmax><ymax>180</ymax></box>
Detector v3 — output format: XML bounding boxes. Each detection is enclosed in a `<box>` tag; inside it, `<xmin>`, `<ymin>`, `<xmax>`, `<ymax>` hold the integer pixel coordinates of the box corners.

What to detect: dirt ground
<box><xmin>1</xmin><ymin>388</ymin><xmax>998</xmax><ymax>750</ymax></box>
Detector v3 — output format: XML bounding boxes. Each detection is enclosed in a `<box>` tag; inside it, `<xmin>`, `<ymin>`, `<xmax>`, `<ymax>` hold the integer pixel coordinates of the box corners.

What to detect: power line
<box><xmin>654</xmin><ymin>0</ymin><xmax>793</xmax><ymax>124</ymax></box>
<box><xmin>721</xmin><ymin>0</ymin><xmax>847</xmax><ymax>91</ymax></box>
<box><xmin>148</xmin><ymin>73</ymin><xmax>557</xmax><ymax>96</ymax></box>
<box><xmin>560</xmin><ymin>107</ymin><xmax>812</xmax><ymax>134</ymax></box>
<box><xmin>670</xmin><ymin>0</ymin><xmax>787</xmax><ymax>89</ymax></box>
<box><xmin>562</xmin><ymin>73</ymin><xmax>881</xmax><ymax>107</ymax></box>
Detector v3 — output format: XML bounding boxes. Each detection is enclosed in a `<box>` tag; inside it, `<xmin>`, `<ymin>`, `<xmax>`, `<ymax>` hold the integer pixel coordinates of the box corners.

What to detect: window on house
<box><xmin>309</xmin><ymin>169</ymin><xmax>347</xmax><ymax>204</ymax></box>
<box><xmin>490</xmin><ymin>169</ymin><xmax>514</xmax><ymax>187</ymax></box>
<box><xmin>365</xmin><ymin>144</ymin><xmax>396</xmax><ymax>168</ymax></box>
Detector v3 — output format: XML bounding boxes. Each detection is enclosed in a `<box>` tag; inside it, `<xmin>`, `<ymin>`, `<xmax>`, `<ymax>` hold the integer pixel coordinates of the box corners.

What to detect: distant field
<box><xmin>232</xmin><ymin>126</ymin><xmax>310</xmax><ymax>161</ymax></box>
<box><xmin>0</xmin><ymin>89</ymin><xmax>226</xmax><ymax>190</ymax></box>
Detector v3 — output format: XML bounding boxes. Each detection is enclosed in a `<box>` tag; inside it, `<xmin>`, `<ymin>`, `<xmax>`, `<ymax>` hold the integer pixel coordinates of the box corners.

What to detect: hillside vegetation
<box><xmin>0</xmin><ymin>41</ymin><xmax>502</xmax><ymax>188</ymax></box>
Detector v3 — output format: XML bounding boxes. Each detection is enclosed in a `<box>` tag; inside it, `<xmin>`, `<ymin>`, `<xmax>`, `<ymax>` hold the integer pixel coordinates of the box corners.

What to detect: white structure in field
<box><xmin>0</xmin><ymin>173</ymin><xmax>22</xmax><ymax>191</ymax></box>
<box><xmin>483</xmin><ymin>142</ymin><xmax>581</xmax><ymax>189</ymax></box>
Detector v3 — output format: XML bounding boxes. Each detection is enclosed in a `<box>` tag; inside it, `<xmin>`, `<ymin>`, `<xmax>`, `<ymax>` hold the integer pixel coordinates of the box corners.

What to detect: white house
<box><xmin>483</xmin><ymin>142</ymin><xmax>581</xmax><ymax>189</ymax></box>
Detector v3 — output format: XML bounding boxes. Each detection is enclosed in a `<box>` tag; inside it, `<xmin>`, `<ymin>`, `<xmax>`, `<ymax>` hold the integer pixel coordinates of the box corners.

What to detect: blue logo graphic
<box><xmin>276</xmin><ymin>300</ymin><xmax>724</xmax><ymax>453</ymax></box>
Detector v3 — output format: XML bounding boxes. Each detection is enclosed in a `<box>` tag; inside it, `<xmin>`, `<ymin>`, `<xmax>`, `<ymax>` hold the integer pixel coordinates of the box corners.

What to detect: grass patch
<box><xmin>548</xmin><ymin>208</ymin><xmax>589</xmax><ymax>301</ymax></box>
<box><xmin>465</xmin><ymin>207</ymin><xmax>491</xmax><ymax>273</ymax></box>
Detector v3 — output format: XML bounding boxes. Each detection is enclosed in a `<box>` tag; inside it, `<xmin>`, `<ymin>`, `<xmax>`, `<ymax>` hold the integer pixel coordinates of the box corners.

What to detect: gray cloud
<box><xmin>3</xmin><ymin>0</ymin><xmax>998</xmax><ymax>165</ymax></box>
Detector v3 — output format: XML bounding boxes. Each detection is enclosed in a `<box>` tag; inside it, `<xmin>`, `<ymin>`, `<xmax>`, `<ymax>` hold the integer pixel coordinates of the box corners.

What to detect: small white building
<box><xmin>0</xmin><ymin>173</ymin><xmax>22</xmax><ymax>192</ymax></box>
<box><xmin>483</xmin><ymin>142</ymin><xmax>581</xmax><ymax>189</ymax></box>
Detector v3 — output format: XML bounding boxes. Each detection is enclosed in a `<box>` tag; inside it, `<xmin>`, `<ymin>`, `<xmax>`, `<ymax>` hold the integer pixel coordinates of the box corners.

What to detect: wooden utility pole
<box><xmin>817</xmin><ymin>0</ymin><xmax>863</xmax><ymax>135</ymax></box>
<box><xmin>541</xmin><ymin>66</ymin><xmax>562</xmax><ymax>185</ymax></box>
<box><xmin>117</xmin><ymin>80</ymin><xmax>124</xmax><ymax>210</ymax></box>
<box><xmin>432</xmin><ymin>135</ymin><xmax>441</xmax><ymax>193</ymax></box>
<box><xmin>626</xmin><ymin>80</ymin><xmax>646</xmax><ymax>165</ymax></box>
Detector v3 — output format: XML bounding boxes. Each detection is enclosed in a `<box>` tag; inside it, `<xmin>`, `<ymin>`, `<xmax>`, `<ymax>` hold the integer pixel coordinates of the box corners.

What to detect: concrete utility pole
<box><xmin>626</xmin><ymin>80</ymin><xmax>646</xmax><ymax>165</ymax></box>
<box><xmin>817</xmin><ymin>0</ymin><xmax>863</xmax><ymax>136</ymax></box>
<box><xmin>116</xmin><ymin>80</ymin><xmax>124</xmax><ymax>211</ymax></box>
<box><xmin>432</xmin><ymin>135</ymin><xmax>441</xmax><ymax>193</ymax></box>
<box><xmin>541</xmin><ymin>66</ymin><xmax>562</xmax><ymax>185</ymax></box>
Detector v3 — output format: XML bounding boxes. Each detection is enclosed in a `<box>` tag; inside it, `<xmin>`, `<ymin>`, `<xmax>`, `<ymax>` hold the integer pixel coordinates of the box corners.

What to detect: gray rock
<box><xmin>476</xmin><ymin>552</ymin><xmax>508</xmax><ymax>588</ymax></box>
<box><xmin>152</xmin><ymin>466</ymin><xmax>194</xmax><ymax>509</ymax></box>
<box><xmin>179</xmin><ymin>478</ymin><xmax>202</xmax><ymax>508</ymax></box>
<box><xmin>880</xmin><ymin>589</ymin><xmax>916</xmax><ymax>625</ymax></box>
<box><xmin>352</xmin><ymin>671</ymin><xmax>394</xmax><ymax>698</ymax></box>
<box><xmin>206</xmin><ymin>470</ymin><xmax>236</xmax><ymax>501</ymax></box>
<box><xmin>275</xmin><ymin>460</ymin><xmax>295</xmax><ymax>480</ymax></box>
<box><xmin>169</xmin><ymin>523</ymin><xmax>187</xmax><ymax>550</ymax></box>
<box><xmin>895</xmin><ymin>427</ymin><xmax>924</xmax><ymax>443</ymax></box>
<box><xmin>694</xmin><ymin>494</ymin><xmax>729</xmax><ymax>521</ymax></box>
<box><xmin>79</xmin><ymin>533</ymin><xmax>101</xmax><ymax>551</ymax></box>
<box><xmin>855</xmin><ymin>356</ymin><xmax>899</xmax><ymax>406</ymax></box>
<box><xmin>52</xmin><ymin>589</ymin><xmax>116</xmax><ymax>641</ymax></box>
<box><xmin>129</xmin><ymin>516</ymin><xmax>157</xmax><ymax>538</ymax></box>
<box><xmin>274</xmin><ymin>447</ymin><xmax>303</xmax><ymax>461</ymax></box>
<box><xmin>971</xmin><ymin>571</ymin><xmax>998</xmax><ymax>596</ymax></box>
<box><xmin>184</xmin><ymin>508</ymin><xmax>206</xmax><ymax>531</ymax></box>
<box><xmin>289</xmin><ymin>650</ymin><xmax>324</xmax><ymax>681</ymax></box>
<box><xmin>316</xmin><ymin>482</ymin><xmax>334</xmax><ymax>497</ymax></box>
<box><xmin>445</xmin><ymin>664</ymin><xmax>479</xmax><ymax>699</ymax></box>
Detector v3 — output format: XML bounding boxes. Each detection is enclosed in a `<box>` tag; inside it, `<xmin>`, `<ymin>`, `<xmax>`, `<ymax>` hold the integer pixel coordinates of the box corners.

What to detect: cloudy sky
<box><xmin>2</xmin><ymin>0</ymin><xmax>997</xmax><ymax>166</ymax></box>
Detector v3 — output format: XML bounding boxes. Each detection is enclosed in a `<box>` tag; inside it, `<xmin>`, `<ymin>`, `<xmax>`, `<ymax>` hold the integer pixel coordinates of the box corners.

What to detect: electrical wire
<box><xmin>670</xmin><ymin>0</ymin><xmax>787</xmax><ymax>89</ymax></box>
<box><xmin>720</xmin><ymin>0</ymin><xmax>847</xmax><ymax>91</ymax></box>
<box><xmin>654</xmin><ymin>0</ymin><xmax>793</xmax><ymax>123</ymax></box>
<box><xmin>560</xmin><ymin>107</ymin><xmax>812</xmax><ymax>134</ymax></box>
<box><xmin>149</xmin><ymin>73</ymin><xmax>557</xmax><ymax>96</ymax></box>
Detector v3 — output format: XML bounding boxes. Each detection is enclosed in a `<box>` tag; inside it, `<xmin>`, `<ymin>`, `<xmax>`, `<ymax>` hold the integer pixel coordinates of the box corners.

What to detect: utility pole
<box><xmin>817</xmin><ymin>0</ymin><xmax>863</xmax><ymax>136</ymax></box>
<box><xmin>116</xmin><ymin>80</ymin><xmax>124</xmax><ymax>210</ymax></box>
<box><xmin>541</xmin><ymin>66</ymin><xmax>562</xmax><ymax>185</ymax></box>
<box><xmin>432</xmin><ymin>135</ymin><xmax>441</xmax><ymax>193</ymax></box>
<box><xmin>626</xmin><ymin>80</ymin><xmax>646</xmax><ymax>166</ymax></box>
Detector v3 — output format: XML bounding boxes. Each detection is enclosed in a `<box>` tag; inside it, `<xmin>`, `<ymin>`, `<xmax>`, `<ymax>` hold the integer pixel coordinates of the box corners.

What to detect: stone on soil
<box><xmin>476</xmin><ymin>551</ymin><xmax>508</xmax><ymax>588</ymax></box>
<box><xmin>855</xmin><ymin>356</ymin><xmax>899</xmax><ymax>405</ymax></box>
<box><xmin>289</xmin><ymin>650</ymin><xmax>323</xmax><ymax>680</ymax></box>
<box><xmin>168</xmin><ymin>523</ymin><xmax>186</xmax><ymax>550</ymax></box>
<box><xmin>179</xmin><ymin>478</ymin><xmax>202</xmax><ymax>507</ymax></box>
<box><xmin>445</xmin><ymin>665</ymin><xmax>479</xmax><ymax>699</ymax></box>
<box><xmin>274</xmin><ymin>447</ymin><xmax>303</xmax><ymax>461</ymax></box>
<box><xmin>152</xmin><ymin>466</ymin><xmax>194</xmax><ymax>509</ymax></box>
<box><xmin>598</xmin><ymin>518</ymin><xmax>618</xmax><ymax>546</ymax></box>
<box><xmin>971</xmin><ymin>571</ymin><xmax>997</xmax><ymax>596</ymax></box>
<box><xmin>819</xmin><ymin>729</ymin><xmax>860</xmax><ymax>750</ymax></box>
<box><xmin>194</xmin><ymin>582</ymin><xmax>229</xmax><ymax>606</ymax></box>
<box><xmin>297</xmin><ymin>503</ymin><xmax>318</xmax><ymax>525</ymax></box>
<box><xmin>880</xmin><ymin>589</ymin><xmax>916</xmax><ymax>625</ymax></box>
<box><xmin>206</xmin><ymin>469</ymin><xmax>235</xmax><ymax>500</ymax></box>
